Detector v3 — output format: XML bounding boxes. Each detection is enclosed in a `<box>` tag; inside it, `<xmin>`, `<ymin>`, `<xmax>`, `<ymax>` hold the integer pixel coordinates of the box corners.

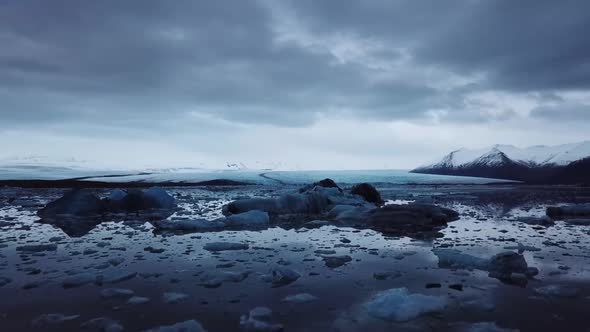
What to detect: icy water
<box><xmin>1</xmin><ymin>184</ymin><xmax>590</xmax><ymax>331</ymax></box>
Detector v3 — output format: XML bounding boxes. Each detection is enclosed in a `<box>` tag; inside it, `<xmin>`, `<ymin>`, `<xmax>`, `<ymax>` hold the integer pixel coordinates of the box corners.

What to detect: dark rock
<box><xmin>366</xmin><ymin>204</ymin><xmax>459</xmax><ymax>235</ymax></box>
<box><xmin>546</xmin><ymin>204</ymin><xmax>590</xmax><ymax>218</ymax></box>
<box><xmin>299</xmin><ymin>178</ymin><xmax>342</xmax><ymax>193</ymax></box>
<box><xmin>350</xmin><ymin>183</ymin><xmax>383</xmax><ymax>204</ymax></box>
<box><xmin>37</xmin><ymin>189</ymin><xmax>104</xmax><ymax>219</ymax></box>
<box><xmin>449</xmin><ymin>284</ymin><xmax>463</xmax><ymax>291</ymax></box>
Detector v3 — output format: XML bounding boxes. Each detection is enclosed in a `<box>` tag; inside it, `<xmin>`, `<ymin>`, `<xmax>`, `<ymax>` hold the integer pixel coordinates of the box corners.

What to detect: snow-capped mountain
<box><xmin>412</xmin><ymin>141</ymin><xmax>590</xmax><ymax>184</ymax></box>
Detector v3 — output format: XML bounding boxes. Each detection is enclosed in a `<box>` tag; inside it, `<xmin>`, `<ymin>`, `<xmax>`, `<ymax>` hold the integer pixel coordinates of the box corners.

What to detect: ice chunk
<box><xmin>108</xmin><ymin>189</ymin><xmax>127</xmax><ymax>201</ymax></box>
<box><xmin>162</xmin><ymin>292</ymin><xmax>189</xmax><ymax>304</ymax></box>
<box><xmin>535</xmin><ymin>285</ymin><xmax>580</xmax><ymax>298</ymax></box>
<box><xmin>432</xmin><ymin>249</ymin><xmax>488</xmax><ymax>270</ymax></box>
<box><xmin>327</xmin><ymin>205</ymin><xmax>372</xmax><ymax>223</ymax></box>
<box><xmin>38</xmin><ymin>189</ymin><xmax>104</xmax><ymax>219</ymax></box>
<box><xmin>127</xmin><ymin>296</ymin><xmax>150</xmax><ymax>305</ymax></box>
<box><xmin>143</xmin><ymin>187</ymin><xmax>177</xmax><ymax>209</ymax></box>
<box><xmin>516</xmin><ymin>216</ymin><xmax>553</xmax><ymax>226</ymax></box>
<box><xmin>203</xmin><ymin>242</ymin><xmax>249</xmax><ymax>251</ymax></box>
<box><xmin>304</xmin><ymin>220</ymin><xmax>330</xmax><ymax>228</ymax></box>
<box><xmin>282</xmin><ymin>293</ymin><xmax>318</xmax><ymax>303</ymax></box>
<box><xmin>32</xmin><ymin>313</ymin><xmax>80</xmax><ymax>327</ymax></box>
<box><xmin>240</xmin><ymin>307</ymin><xmax>283</xmax><ymax>332</ymax></box>
<box><xmin>322</xmin><ymin>255</ymin><xmax>352</xmax><ymax>268</ymax></box>
<box><xmin>80</xmin><ymin>317</ymin><xmax>124</xmax><ymax>332</ymax></box>
<box><xmin>266</xmin><ymin>267</ymin><xmax>300</xmax><ymax>288</ymax></box>
<box><xmin>155</xmin><ymin>219</ymin><xmax>226</xmax><ymax>231</ymax></box>
<box><xmin>62</xmin><ymin>273</ymin><xmax>96</xmax><ymax>288</ymax></box>
<box><xmin>223</xmin><ymin>210</ymin><xmax>269</xmax><ymax>227</ymax></box>
<box><xmin>108</xmin><ymin>257</ymin><xmax>125</xmax><ymax>266</ymax></box>
<box><xmin>199</xmin><ymin>271</ymin><xmax>251</xmax><ymax>288</ymax></box>
<box><xmin>223</xmin><ymin>191</ymin><xmax>332</xmax><ymax>215</ymax></box>
<box><xmin>100</xmin><ymin>288</ymin><xmax>134</xmax><ymax>299</ymax></box>
<box><xmin>144</xmin><ymin>319</ymin><xmax>207</xmax><ymax>332</ymax></box>
<box><xmin>453</xmin><ymin>322</ymin><xmax>519</xmax><ymax>332</ymax></box>
<box><xmin>364</xmin><ymin>287</ymin><xmax>447</xmax><ymax>322</ymax></box>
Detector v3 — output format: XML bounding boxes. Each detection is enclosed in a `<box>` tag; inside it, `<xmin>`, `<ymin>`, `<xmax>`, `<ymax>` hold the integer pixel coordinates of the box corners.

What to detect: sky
<box><xmin>0</xmin><ymin>0</ymin><xmax>589</xmax><ymax>170</ymax></box>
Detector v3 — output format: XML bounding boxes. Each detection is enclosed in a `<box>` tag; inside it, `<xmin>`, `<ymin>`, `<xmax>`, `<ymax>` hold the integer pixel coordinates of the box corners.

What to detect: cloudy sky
<box><xmin>1</xmin><ymin>0</ymin><xmax>589</xmax><ymax>170</ymax></box>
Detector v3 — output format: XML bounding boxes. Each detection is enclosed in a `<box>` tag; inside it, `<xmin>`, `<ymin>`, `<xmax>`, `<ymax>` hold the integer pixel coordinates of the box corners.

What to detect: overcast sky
<box><xmin>1</xmin><ymin>0</ymin><xmax>589</xmax><ymax>170</ymax></box>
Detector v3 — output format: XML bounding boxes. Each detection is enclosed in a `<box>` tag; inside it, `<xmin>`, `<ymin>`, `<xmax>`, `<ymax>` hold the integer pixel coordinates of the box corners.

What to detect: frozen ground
<box><xmin>0</xmin><ymin>183</ymin><xmax>589</xmax><ymax>331</ymax></box>
<box><xmin>0</xmin><ymin>164</ymin><xmax>515</xmax><ymax>185</ymax></box>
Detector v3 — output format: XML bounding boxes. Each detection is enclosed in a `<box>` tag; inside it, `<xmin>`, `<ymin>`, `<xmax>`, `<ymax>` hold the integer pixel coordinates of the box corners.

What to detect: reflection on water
<box><xmin>0</xmin><ymin>185</ymin><xmax>589</xmax><ymax>331</ymax></box>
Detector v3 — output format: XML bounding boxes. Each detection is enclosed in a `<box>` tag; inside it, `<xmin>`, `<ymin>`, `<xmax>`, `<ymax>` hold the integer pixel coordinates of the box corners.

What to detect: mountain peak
<box><xmin>412</xmin><ymin>141</ymin><xmax>590</xmax><ymax>184</ymax></box>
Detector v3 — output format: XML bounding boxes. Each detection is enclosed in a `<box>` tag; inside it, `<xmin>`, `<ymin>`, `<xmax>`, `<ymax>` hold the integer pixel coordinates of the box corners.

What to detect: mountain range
<box><xmin>411</xmin><ymin>141</ymin><xmax>590</xmax><ymax>184</ymax></box>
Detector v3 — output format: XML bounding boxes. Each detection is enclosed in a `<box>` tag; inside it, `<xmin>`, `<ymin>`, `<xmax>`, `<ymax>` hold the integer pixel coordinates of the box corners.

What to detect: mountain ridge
<box><xmin>412</xmin><ymin>141</ymin><xmax>590</xmax><ymax>184</ymax></box>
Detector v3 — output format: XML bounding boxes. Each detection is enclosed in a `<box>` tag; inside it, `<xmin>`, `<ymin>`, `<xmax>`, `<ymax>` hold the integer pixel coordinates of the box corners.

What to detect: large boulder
<box><xmin>350</xmin><ymin>183</ymin><xmax>383</xmax><ymax>204</ymax></box>
<box><xmin>37</xmin><ymin>189</ymin><xmax>104</xmax><ymax>219</ymax></box>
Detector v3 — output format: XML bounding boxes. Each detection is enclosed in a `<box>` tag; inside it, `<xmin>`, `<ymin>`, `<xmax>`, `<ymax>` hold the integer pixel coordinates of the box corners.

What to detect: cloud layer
<box><xmin>1</xmin><ymin>0</ymin><xmax>589</xmax><ymax>168</ymax></box>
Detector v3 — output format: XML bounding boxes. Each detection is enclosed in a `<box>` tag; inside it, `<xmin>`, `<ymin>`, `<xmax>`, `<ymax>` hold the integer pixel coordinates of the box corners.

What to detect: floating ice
<box><xmin>31</xmin><ymin>313</ymin><xmax>80</xmax><ymax>327</ymax></box>
<box><xmin>155</xmin><ymin>218</ymin><xmax>225</xmax><ymax>231</ymax></box>
<box><xmin>282</xmin><ymin>293</ymin><xmax>318</xmax><ymax>303</ymax></box>
<box><xmin>432</xmin><ymin>249</ymin><xmax>488</xmax><ymax>270</ymax></box>
<box><xmin>224</xmin><ymin>210</ymin><xmax>269</xmax><ymax>227</ymax></box>
<box><xmin>203</xmin><ymin>242</ymin><xmax>249</xmax><ymax>251</ymax></box>
<box><xmin>266</xmin><ymin>267</ymin><xmax>300</xmax><ymax>288</ymax></box>
<box><xmin>535</xmin><ymin>285</ymin><xmax>580</xmax><ymax>298</ymax></box>
<box><xmin>453</xmin><ymin>322</ymin><xmax>520</xmax><ymax>332</ymax></box>
<box><xmin>364</xmin><ymin>287</ymin><xmax>447</xmax><ymax>322</ymax></box>
<box><xmin>240</xmin><ymin>307</ymin><xmax>283</xmax><ymax>332</ymax></box>
<box><xmin>162</xmin><ymin>292</ymin><xmax>189</xmax><ymax>304</ymax></box>
<box><xmin>80</xmin><ymin>317</ymin><xmax>124</xmax><ymax>332</ymax></box>
<box><xmin>62</xmin><ymin>273</ymin><xmax>96</xmax><ymax>288</ymax></box>
<box><xmin>199</xmin><ymin>271</ymin><xmax>251</xmax><ymax>288</ymax></box>
<box><xmin>144</xmin><ymin>319</ymin><xmax>207</xmax><ymax>332</ymax></box>
<box><xmin>100</xmin><ymin>288</ymin><xmax>134</xmax><ymax>299</ymax></box>
<box><xmin>127</xmin><ymin>296</ymin><xmax>150</xmax><ymax>305</ymax></box>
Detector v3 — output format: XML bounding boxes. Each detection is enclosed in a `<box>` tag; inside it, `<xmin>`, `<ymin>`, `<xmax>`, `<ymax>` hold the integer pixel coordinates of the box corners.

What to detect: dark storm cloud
<box><xmin>287</xmin><ymin>0</ymin><xmax>590</xmax><ymax>91</ymax></box>
<box><xmin>0</xmin><ymin>0</ymin><xmax>589</xmax><ymax>129</ymax></box>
